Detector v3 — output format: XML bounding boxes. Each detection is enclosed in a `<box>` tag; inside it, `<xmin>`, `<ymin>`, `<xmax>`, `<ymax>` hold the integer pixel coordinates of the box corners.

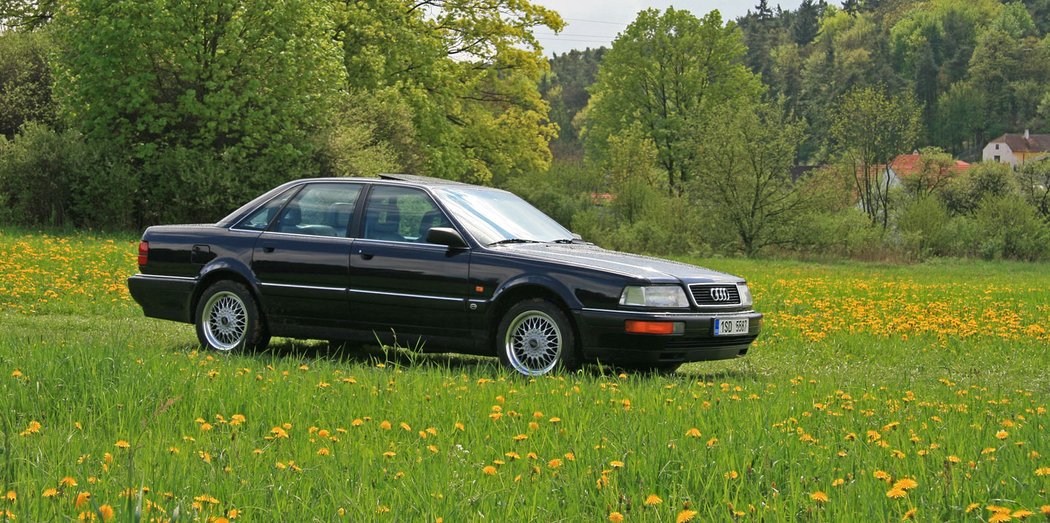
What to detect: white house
<box><xmin>983</xmin><ymin>130</ymin><xmax>1050</xmax><ymax>168</ymax></box>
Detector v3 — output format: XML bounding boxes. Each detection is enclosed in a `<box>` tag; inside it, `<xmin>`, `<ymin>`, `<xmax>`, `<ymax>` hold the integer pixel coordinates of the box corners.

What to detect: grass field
<box><xmin>1</xmin><ymin>228</ymin><xmax>1048</xmax><ymax>522</ymax></box>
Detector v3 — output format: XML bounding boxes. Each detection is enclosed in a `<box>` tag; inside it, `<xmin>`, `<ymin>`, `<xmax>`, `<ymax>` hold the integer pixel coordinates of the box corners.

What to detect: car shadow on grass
<box><xmin>227</xmin><ymin>338</ymin><xmax>757</xmax><ymax>382</ymax></box>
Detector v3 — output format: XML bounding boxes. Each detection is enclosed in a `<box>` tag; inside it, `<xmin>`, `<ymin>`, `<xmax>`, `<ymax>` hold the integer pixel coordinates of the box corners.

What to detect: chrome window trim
<box><xmin>132</xmin><ymin>274</ymin><xmax>198</xmax><ymax>282</ymax></box>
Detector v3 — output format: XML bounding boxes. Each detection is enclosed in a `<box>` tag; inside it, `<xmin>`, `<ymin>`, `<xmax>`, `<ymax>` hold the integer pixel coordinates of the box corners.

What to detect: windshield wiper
<box><xmin>488</xmin><ymin>238</ymin><xmax>541</xmax><ymax>246</ymax></box>
<box><xmin>552</xmin><ymin>238</ymin><xmax>578</xmax><ymax>244</ymax></box>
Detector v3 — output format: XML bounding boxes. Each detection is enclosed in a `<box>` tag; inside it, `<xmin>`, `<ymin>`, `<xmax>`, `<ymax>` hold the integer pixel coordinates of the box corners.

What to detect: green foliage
<box><xmin>693</xmin><ymin>101</ymin><xmax>811</xmax><ymax>256</ymax></box>
<box><xmin>1017</xmin><ymin>159</ymin><xmax>1050</xmax><ymax>219</ymax></box>
<box><xmin>972</xmin><ymin>195</ymin><xmax>1050</xmax><ymax>260</ymax></box>
<box><xmin>334</xmin><ymin>0</ymin><xmax>563</xmax><ymax>185</ymax></box>
<box><xmin>0</xmin><ymin>122</ymin><xmax>136</xmax><ymax>228</ymax></box>
<box><xmin>501</xmin><ymin>160</ymin><xmax>600</xmax><ymax>229</ymax></box>
<box><xmin>831</xmin><ymin>87</ymin><xmax>922</xmax><ymax>228</ymax></box>
<box><xmin>54</xmin><ymin>0</ymin><xmax>346</xmax><ymax>224</ymax></box>
<box><xmin>0</xmin><ymin>29</ymin><xmax>55</xmax><ymax>138</ymax></box>
<box><xmin>583</xmin><ymin>8</ymin><xmax>761</xmax><ymax>193</ymax></box>
<box><xmin>942</xmin><ymin>161</ymin><xmax>1019</xmax><ymax>215</ymax></box>
<box><xmin>896</xmin><ymin>194</ymin><xmax>964</xmax><ymax>258</ymax></box>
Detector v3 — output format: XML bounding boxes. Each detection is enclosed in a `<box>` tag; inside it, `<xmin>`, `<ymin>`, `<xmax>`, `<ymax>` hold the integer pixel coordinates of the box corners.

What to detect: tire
<box><xmin>496</xmin><ymin>299</ymin><xmax>578</xmax><ymax>376</ymax></box>
<box><xmin>195</xmin><ymin>281</ymin><xmax>269</xmax><ymax>353</ymax></box>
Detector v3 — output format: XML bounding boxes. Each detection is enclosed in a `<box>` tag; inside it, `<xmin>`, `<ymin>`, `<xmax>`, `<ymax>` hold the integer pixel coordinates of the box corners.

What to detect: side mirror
<box><xmin>426</xmin><ymin>227</ymin><xmax>469</xmax><ymax>249</ymax></box>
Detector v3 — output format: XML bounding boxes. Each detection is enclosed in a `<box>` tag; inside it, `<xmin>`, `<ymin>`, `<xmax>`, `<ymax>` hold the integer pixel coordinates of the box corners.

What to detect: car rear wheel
<box><xmin>195</xmin><ymin>281</ymin><xmax>269</xmax><ymax>352</ymax></box>
<box><xmin>497</xmin><ymin>299</ymin><xmax>578</xmax><ymax>376</ymax></box>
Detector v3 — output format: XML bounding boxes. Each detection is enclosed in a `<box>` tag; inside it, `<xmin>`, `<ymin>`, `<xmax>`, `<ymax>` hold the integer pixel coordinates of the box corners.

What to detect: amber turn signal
<box><xmin>624</xmin><ymin>320</ymin><xmax>684</xmax><ymax>335</ymax></box>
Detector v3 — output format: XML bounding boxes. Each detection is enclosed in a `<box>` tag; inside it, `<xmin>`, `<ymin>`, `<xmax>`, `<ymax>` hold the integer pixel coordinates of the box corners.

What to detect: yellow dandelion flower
<box><xmin>947</xmin><ymin>455</ymin><xmax>961</xmax><ymax>464</ymax></box>
<box><xmin>810</xmin><ymin>491</ymin><xmax>828</xmax><ymax>503</ymax></box>
<box><xmin>1012</xmin><ymin>509</ymin><xmax>1033</xmax><ymax>519</ymax></box>
<box><xmin>685</xmin><ymin>428</ymin><xmax>702</xmax><ymax>438</ymax></box>
<box><xmin>549</xmin><ymin>417</ymin><xmax>561</xmax><ymax>423</ymax></box>
<box><xmin>454</xmin><ymin>422</ymin><xmax>465</xmax><ymax>431</ymax></box>
<box><xmin>989</xmin><ymin>513</ymin><xmax>1011</xmax><ymax>523</ymax></box>
<box><xmin>317</xmin><ymin>448</ymin><xmax>330</xmax><ymax>456</ymax></box>
<box><xmin>98</xmin><ymin>504</ymin><xmax>114</xmax><ymax>521</ymax></box>
<box><xmin>399</xmin><ymin>422</ymin><xmax>411</xmax><ymax>431</ymax></box>
<box><xmin>513</xmin><ymin>434</ymin><xmax>528</xmax><ymax>441</ymax></box>
<box><xmin>609</xmin><ymin>460</ymin><xmax>624</xmax><ymax>468</ymax></box>
<box><xmin>886</xmin><ymin>488</ymin><xmax>907</xmax><ymax>499</ymax></box>
<box><xmin>1035</xmin><ymin>467</ymin><xmax>1050</xmax><ymax>476</ymax></box>
<box><xmin>676</xmin><ymin>509</ymin><xmax>698</xmax><ymax>523</ymax></box>
<box><xmin>996</xmin><ymin>430</ymin><xmax>1009</xmax><ymax>440</ymax></box>
<box><xmin>380</xmin><ymin>420</ymin><xmax>392</xmax><ymax>430</ymax></box>
<box><xmin>114</xmin><ymin>440</ymin><xmax>130</xmax><ymax>449</ymax></box>
<box><xmin>200</xmin><ymin>423</ymin><xmax>213</xmax><ymax>432</ymax></box>
<box><xmin>608</xmin><ymin>512</ymin><xmax>624</xmax><ymax>523</ymax></box>
<box><xmin>1040</xmin><ymin>506</ymin><xmax>1050</xmax><ymax>516</ymax></box>
<box><xmin>59</xmin><ymin>477</ymin><xmax>77</xmax><ymax>488</ymax></box>
<box><xmin>548</xmin><ymin>459</ymin><xmax>563</xmax><ymax>469</ymax></box>
<box><xmin>832</xmin><ymin>478</ymin><xmax>845</xmax><ymax>487</ymax></box>
<box><xmin>482</xmin><ymin>466</ymin><xmax>498</xmax><ymax>476</ymax></box>
<box><xmin>351</xmin><ymin>419</ymin><xmax>364</xmax><ymax>427</ymax></box>
<box><xmin>706</xmin><ymin>437</ymin><xmax>718</xmax><ymax>447</ymax></box>
<box><xmin>965</xmin><ymin>503</ymin><xmax>981</xmax><ymax>513</ymax></box>
<box><xmin>564</xmin><ymin>452</ymin><xmax>575</xmax><ymax>461</ymax></box>
<box><xmin>382</xmin><ymin>451</ymin><xmax>396</xmax><ymax>458</ymax></box>
<box><xmin>4</xmin><ymin>491</ymin><xmax>14</xmax><ymax>502</ymax></box>
<box><xmin>11</xmin><ymin>369</ymin><xmax>22</xmax><ymax>378</ymax></box>
<box><xmin>874</xmin><ymin>470</ymin><xmax>891</xmax><ymax>482</ymax></box>
<box><xmin>723</xmin><ymin>471</ymin><xmax>739</xmax><ymax>480</ymax></box>
<box><xmin>427</xmin><ymin>445</ymin><xmax>439</xmax><ymax>453</ymax></box>
<box><xmin>644</xmin><ymin>494</ymin><xmax>663</xmax><ymax>506</ymax></box>
<box><xmin>42</xmin><ymin>488</ymin><xmax>58</xmax><ymax>498</ymax></box>
<box><xmin>893</xmin><ymin>478</ymin><xmax>918</xmax><ymax>490</ymax></box>
<box><xmin>75</xmin><ymin>492</ymin><xmax>91</xmax><ymax>509</ymax></box>
<box><xmin>902</xmin><ymin>508</ymin><xmax>917</xmax><ymax>520</ymax></box>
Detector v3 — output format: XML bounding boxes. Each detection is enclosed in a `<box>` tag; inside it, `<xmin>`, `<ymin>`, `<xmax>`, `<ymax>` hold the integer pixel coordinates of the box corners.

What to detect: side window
<box><xmin>363</xmin><ymin>186</ymin><xmax>451</xmax><ymax>243</ymax></box>
<box><xmin>236</xmin><ymin>187</ymin><xmax>297</xmax><ymax>231</ymax></box>
<box><xmin>273</xmin><ymin>183</ymin><xmax>362</xmax><ymax>237</ymax></box>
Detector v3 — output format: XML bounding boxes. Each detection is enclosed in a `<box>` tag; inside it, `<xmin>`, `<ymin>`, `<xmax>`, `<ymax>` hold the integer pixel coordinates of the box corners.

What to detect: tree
<box><xmin>830</xmin><ymin>87</ymin><xmax>921</xmax><ymax>229</ymax></box>
<box><xmin>583</xmin><ymin>8</ymin><xmax>761</xmax><ymax>194</ymax></box>
<box><xmin>694</xmin><ymin>101</ymin><xmax>811</xmax><ymax>256</ymax></box>
<box><xmin>793</xmin><ymin>0</ymin><xmax>822</xmax><ymax>45</ymax></box>
<box><xmin>0</xmin><ymin>29</ymin><xmax>55</xmax><ymax>138</ymax></box>
<box><xmin>333</xmin><ymin>0</ymin><xmax>563</xmax><ymax>185</ymax></box>
<box><xmin>1017</xmin><ymin>159</ymin><xmax>1050</xmax><ymax>220</ymax></box>
<box><xmin>0</xmin><ymin>0</ymin><xmax>58</xmax><ymax>30</ymax></box>
<box><xmin>55</xmin><ymin>0</ymin><xmax>347</xmax><ymax>224</ymax></box>
<box><xmin>901</xmin><ymin>147</ymin><xmax>960</xmax><ymax>198</ymax></box>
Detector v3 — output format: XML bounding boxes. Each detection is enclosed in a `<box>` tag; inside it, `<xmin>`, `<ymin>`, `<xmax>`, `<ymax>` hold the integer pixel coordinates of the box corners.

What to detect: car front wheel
<box><xmin>195</xmin><ymin>281</ymin><xmax>269</xmax><ymax>352</ymax></box>
<box><xmin>497</xmin><ymin>299</ymin><xmax>578</xmax><ymax>376</ymax></box>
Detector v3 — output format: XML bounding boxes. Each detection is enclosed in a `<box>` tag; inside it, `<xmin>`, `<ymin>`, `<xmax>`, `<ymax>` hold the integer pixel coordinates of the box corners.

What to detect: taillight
<box><xmin>138</xmin><ymin>241</ymin><xmax>149</xmax><ymax>266</ymax></box>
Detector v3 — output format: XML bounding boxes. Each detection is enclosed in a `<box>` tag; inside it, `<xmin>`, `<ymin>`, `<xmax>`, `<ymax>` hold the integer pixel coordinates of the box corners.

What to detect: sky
<box><xmin>531</xmin><ymin>1</ymin><xmax>808</xmax><ymax>55</ymax></box>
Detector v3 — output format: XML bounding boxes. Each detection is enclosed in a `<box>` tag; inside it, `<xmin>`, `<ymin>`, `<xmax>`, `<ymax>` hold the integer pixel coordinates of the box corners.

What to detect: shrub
<box><xmin>0</xmin><ymin>123</ymin><xmax>83</xmax><ymax>227</ymax></box>
<box><xmin>971</xmin><ymin>196</ymin><xmax>1050</xmax><ymax>261</ymax></box>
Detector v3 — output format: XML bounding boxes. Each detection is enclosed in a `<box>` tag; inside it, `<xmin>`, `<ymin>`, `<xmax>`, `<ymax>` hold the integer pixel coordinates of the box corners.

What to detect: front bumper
<box><xmin>573</xmin><ymin>308</ymin><xmax>763</xmax><ymax>366</ymax></box>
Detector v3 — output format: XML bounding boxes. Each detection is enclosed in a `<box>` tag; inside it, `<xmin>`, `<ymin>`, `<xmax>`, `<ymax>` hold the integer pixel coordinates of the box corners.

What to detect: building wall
<box><xmin>983</xmin><ymin>142</ymin><xmax>1017</xmax><ymax>167</ymax></box>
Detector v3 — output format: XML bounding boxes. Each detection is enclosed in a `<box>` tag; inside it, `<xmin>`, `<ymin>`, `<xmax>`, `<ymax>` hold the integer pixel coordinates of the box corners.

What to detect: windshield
<box><xmin>433</xmin><ymin>186</ymin><xmax>573</xmax><ymax>245</ymax></box>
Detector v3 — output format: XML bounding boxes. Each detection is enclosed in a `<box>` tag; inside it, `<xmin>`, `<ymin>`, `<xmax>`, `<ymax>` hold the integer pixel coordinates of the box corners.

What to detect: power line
<box><xmin>562</xmin><ymin>17</ymin><xmax>631</xmax><ymax>26</ymax></box>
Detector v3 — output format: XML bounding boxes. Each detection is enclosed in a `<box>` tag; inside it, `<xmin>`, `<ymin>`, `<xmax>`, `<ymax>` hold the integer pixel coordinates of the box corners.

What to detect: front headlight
<box><xmin>737</xmin><ymin>282</ymin><xmax>753</xmax><ymax>307</ymax></box>
<box><xmin>619</xmin><ymin>285</ymin><xmax>690</xmax><ymax>308</ymax></box>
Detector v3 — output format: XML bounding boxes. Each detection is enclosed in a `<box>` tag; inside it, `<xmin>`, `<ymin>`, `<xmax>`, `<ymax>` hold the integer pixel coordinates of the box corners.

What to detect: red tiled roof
<box><xmin>889</xmin><ymin>153</ymin><xmax>970</xmax><ymax>178</ymax></box>
<box><xmin>989</xmin><ymin>133</ymin><xmax>1050</xmax><ymax>153</ymax></box>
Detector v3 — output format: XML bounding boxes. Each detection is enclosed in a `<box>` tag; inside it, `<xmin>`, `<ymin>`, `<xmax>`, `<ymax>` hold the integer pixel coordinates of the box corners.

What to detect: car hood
<box><xmin>490</xmin><ymin>243</ymin><xmax>743</xmax><ymax>283</ymax></box>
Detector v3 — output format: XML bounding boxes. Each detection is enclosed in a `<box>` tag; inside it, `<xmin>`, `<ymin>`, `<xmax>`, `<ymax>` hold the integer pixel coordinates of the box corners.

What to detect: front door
<box><xmin>349</xmin><ymin>185</ymin><xmax>471</xmax><ymax>338</ymax></box>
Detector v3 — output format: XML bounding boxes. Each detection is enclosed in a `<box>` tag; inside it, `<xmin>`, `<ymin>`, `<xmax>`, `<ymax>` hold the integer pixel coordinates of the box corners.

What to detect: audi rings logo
<box><xmin>710</xmin><ymin>287</ymin><xmax>732</xmax><ymax>302</ymax></box>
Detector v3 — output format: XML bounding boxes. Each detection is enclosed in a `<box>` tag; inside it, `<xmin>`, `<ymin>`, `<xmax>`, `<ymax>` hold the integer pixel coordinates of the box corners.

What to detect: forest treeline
<box><xmin>1</xmin><ymin>0</ymin><xmax>1049</xmax><ymax>260</ymax></box>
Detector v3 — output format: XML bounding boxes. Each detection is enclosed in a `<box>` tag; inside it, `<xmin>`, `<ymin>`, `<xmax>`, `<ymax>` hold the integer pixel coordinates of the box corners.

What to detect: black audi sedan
<box><xmin>128</xmin><ymin>174</ymin><xmax>761</xmax><ymax>375</ymax></box>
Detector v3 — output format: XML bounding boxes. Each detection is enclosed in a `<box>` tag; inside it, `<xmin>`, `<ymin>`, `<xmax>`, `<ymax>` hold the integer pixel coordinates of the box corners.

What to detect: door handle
<box><xmin>263</xmin><ymin>246</ymin><xmax>276</xmax><ymax>253</ymax></box>
<box><xmin>359</xmin><ymin>253</ymin><xmax>374</xmax><ymax>260</ymax></box>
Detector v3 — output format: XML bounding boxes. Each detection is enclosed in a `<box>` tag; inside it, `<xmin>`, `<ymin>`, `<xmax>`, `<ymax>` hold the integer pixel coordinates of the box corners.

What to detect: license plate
<box><xmin>714</xmin><ymin>317</ymin><xmax>749</xmax><ymax>336</ymax></box>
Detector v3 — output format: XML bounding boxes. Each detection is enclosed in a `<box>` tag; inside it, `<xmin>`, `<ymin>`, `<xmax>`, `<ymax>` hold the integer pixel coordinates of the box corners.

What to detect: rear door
<box><xmin>349</xmin><ymin>185</ymin><xmax>472</xmax><ymax>337</ymax></box>
<box><xmin>251</xmin><ymin>182</ymin><xmax>363</xmax><ymax>329</ymax></box>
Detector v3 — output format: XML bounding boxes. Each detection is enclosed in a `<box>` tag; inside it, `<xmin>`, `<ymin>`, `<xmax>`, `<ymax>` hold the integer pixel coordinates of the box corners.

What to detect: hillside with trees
<box><xmin>1</xmin><ymin>0</ymin><xmax>1049</xmax><ymax>260</ymax></box>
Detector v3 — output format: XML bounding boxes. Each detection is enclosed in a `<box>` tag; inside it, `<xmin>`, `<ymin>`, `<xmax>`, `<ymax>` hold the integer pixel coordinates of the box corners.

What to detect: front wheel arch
<box><xmin>495</xmin><ymin>298</ymin><xmax>580</xmax><ymax>376</ymax></box>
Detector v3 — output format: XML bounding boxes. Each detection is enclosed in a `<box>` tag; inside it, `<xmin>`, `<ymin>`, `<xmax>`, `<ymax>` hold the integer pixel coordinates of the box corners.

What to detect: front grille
<box><xmin>689</xmin><ymin>284</ymin><xmax>740</xmax><ymax>306</ymax></box>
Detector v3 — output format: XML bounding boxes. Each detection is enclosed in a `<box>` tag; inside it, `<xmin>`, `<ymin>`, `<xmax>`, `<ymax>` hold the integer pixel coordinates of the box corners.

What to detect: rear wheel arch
<box><xmin>191</xmin><ymin>267</ymin><xmax>263</xmax><ymax>323</ymax></box>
